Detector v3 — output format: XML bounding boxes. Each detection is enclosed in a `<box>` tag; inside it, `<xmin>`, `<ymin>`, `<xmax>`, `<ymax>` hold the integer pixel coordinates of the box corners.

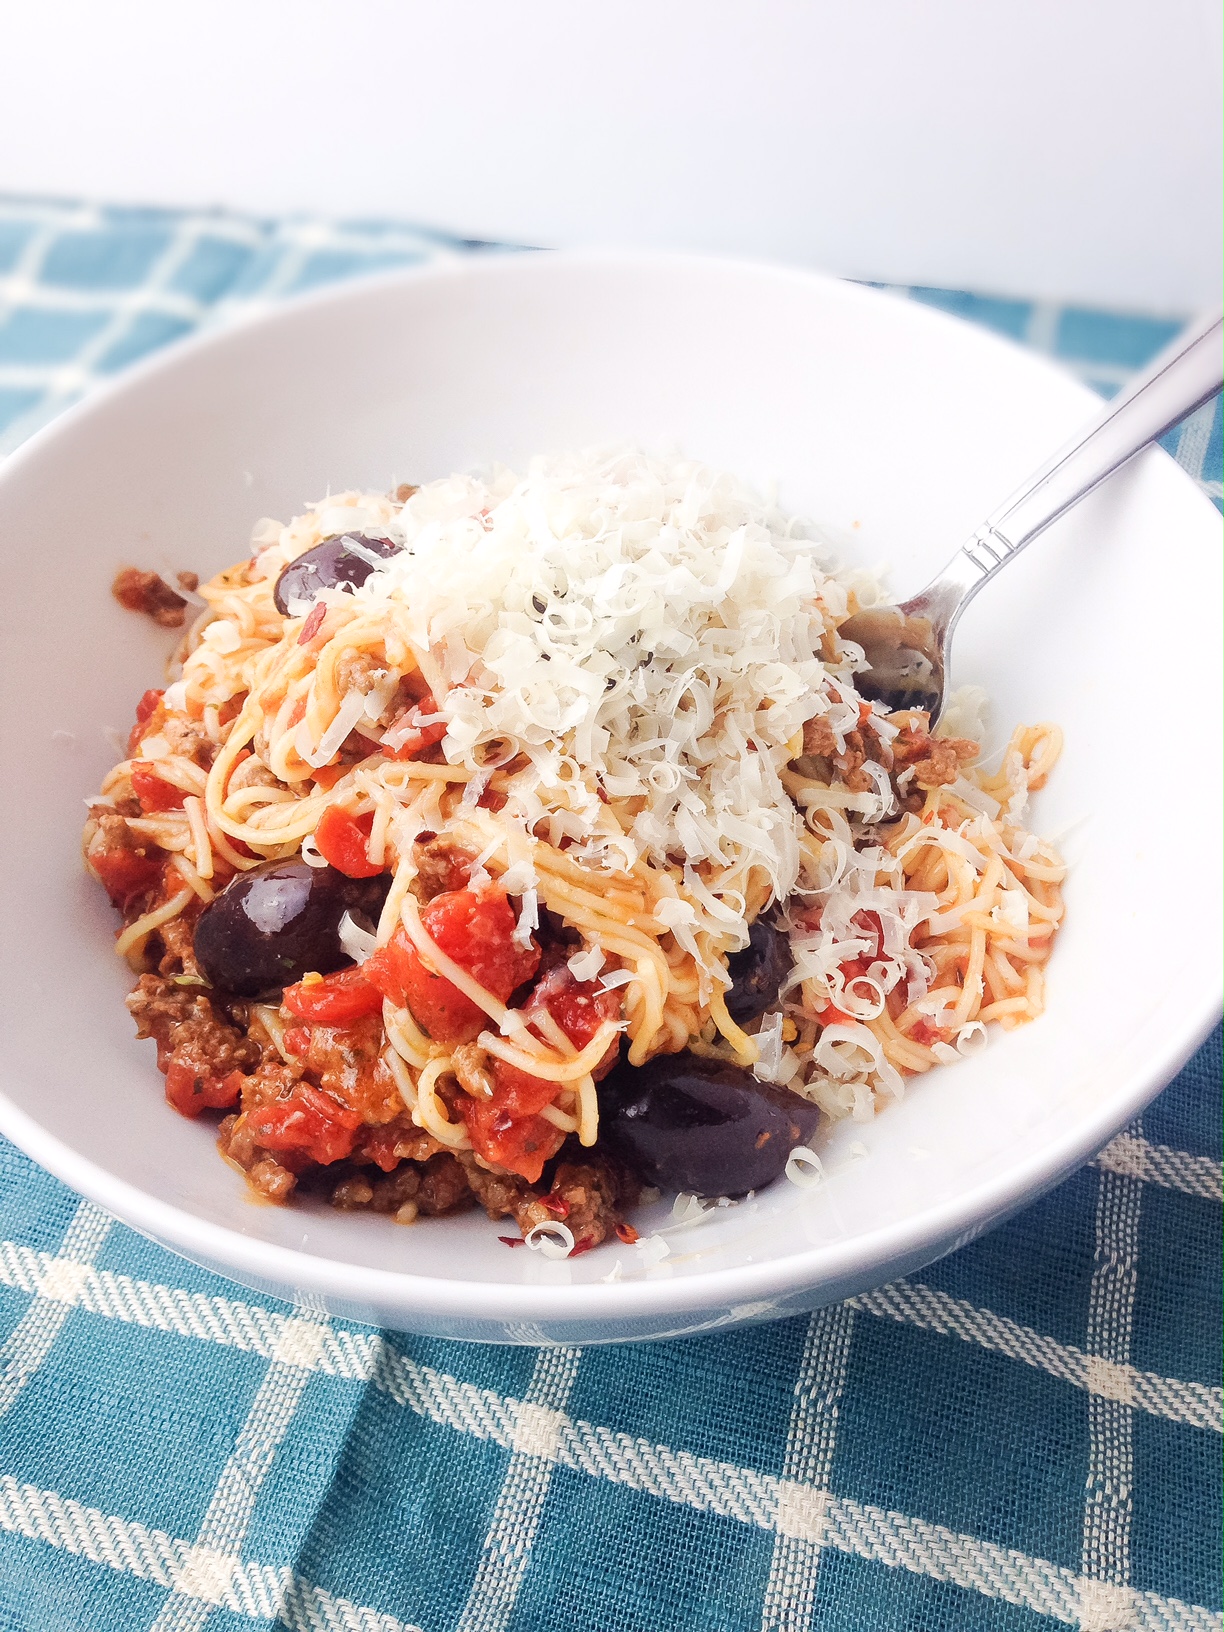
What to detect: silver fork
<box><xmin>839</xmin><ymin>308</ymin><xmax>1223</xmax><ymax>723</ymax></box>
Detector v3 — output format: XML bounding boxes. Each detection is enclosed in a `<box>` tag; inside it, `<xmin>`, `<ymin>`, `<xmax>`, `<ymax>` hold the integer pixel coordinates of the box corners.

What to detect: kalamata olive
<box><xmin>193</xmin><ymin>859</ymin><xmax>389</xmax><ymax>998</ymax></box>
<box><xmin>724</xmin><ymin>919</ymin><xmax>792</xmax><ymax>1023</ymax></box>
<box><xmin>273</xmin><ymin>534</ymin><xmax>403</xmax><ymax>615</ymax></box>
<box><xmin>597</xmin><ymin>1051</ymin><xmax>819</xmax><ymax>1197</ymax></box>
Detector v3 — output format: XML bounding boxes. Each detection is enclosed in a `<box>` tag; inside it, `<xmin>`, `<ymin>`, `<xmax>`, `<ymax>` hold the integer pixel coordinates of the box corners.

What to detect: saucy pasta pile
<box><xmin>84</xmin><ymin>451</ymin><xmax>1065</xmax><ymax>1256</ymax></box>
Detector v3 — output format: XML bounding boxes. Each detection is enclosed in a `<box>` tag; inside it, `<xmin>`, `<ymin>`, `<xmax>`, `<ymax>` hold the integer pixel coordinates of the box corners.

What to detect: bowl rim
<box><xmin>0</xmin><ymin>246</ymin><xmax>1220</xmax><ymax>1328</ymax></box>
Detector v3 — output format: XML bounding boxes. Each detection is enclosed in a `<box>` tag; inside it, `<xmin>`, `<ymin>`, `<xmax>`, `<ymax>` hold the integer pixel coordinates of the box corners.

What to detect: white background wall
<box><xmin>1</xmin><ymin>0</ymin><xmax>1220</xmax><ymax>311</ymax></box>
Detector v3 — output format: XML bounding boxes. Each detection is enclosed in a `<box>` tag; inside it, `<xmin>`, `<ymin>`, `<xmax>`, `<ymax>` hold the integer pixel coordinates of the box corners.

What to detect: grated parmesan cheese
<box><xmin>336</xmin><ymin>448</ymin><xmax>874</xmax><ymax>956</ymax></box>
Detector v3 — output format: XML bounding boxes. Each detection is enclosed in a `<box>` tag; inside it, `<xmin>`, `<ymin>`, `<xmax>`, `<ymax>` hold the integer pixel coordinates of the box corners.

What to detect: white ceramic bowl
<box><xmin>0</xmin><ymin>254</ymin><xmax>1219</xmax><ymax>1344</ymax></box>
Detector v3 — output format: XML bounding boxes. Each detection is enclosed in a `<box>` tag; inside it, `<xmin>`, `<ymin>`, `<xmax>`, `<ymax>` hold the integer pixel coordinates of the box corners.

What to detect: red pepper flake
<box><xmin>568</xmin><ymin>1236</ymin><xmax>597</xmax><ymax>1257</ymax></box>
<box><xmin>498</xmin><ymin>1235</ymin><xmax>525</xmax><ymax>1248</ymax></box>
<box><xmin>615</xmin><ymin>1222</ymin><xmax>640</xmax><ymax>1244</ymax></box>
<box><xmin>595</xmin><ymin>780</ymin><xmax>609</xmax><ymax>804</ymax></box>
<box><xmin>540</xmin><ymin>1193</ymin><xmax>571</xmax><ymax>1218</ymax></box>
<box><xmin>298</xmin><ymin>602</ymin><xmax>326</xmax><ymax>645</ymax></box>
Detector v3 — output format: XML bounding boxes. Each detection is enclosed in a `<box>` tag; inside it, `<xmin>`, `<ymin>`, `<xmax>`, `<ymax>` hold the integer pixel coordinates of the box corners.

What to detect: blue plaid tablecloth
<box><xmin>0</xmin><ymin>196</ymin><xmax>1220</xmax><ymax>1632</ymax></box>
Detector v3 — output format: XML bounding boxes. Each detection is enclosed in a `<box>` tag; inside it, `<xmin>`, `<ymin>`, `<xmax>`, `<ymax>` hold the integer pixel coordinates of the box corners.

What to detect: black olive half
<box><xmin>724</xmin><ymin>918</ymin><xmax>792</xmax><ymax>1023</ymax></box>
<box><xmin>273</xmin><ymin>534</ymin><xmax>403</xmax><ymax>615</ymax></box>
<box><xmin>597</xmin><ymin>1051</ymin><xmax>819</xmax><ymax>1197</ymax></box>
<box><xmin>193</xmin><ymin>859</ymin><xmax>389</xmax><ymax>998</ymax></box>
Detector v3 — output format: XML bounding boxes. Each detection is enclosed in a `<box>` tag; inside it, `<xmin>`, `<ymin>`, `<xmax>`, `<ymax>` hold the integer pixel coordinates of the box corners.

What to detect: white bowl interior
<box><xmin>0</xmin><ymin>255</ymin><xmax>1219</xmax><ymax>1340</ymax></box>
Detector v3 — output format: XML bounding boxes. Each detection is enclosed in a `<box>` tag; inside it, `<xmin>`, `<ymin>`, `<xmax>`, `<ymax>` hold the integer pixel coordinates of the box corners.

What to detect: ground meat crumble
<box><xmin>802</xmin><ymin>708</ymin><xmax>978</xmax><ymax>807</ymax></box>
<box><xmin>112</xmin><ymin>567</ymin><xmax>189</xmax><ymax>628</ymax></box>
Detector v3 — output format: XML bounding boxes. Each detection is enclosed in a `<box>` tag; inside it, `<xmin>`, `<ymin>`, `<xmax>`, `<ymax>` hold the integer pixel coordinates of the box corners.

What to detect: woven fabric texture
<box><xmin>0</xmin><ymin>196</ymin><xmax>1220</xmax><ymax>1632</ymax></box>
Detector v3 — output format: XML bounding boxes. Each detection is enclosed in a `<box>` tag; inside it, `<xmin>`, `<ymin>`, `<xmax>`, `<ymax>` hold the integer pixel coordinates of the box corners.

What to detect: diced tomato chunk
<box><xmin>492</xmin><ymin>1059</ymin><xmax>562</xmax><ymax>1120</ymax></box>
<box><xmin>365</xmin><ymin>931</ymin><xmax>486</xmax><ymax>1043</ymax></box>
<box><xmin>127</xmin><ymin>688</ymin><xmax>164</xmax><ymax>754</ymax></box>
<box><xmin>523</xmin><ymin>967</ymin><xmax>620</xmax><ymax>1057</ymax></box>
<box><xmin>164</xmin><ymin>1062</ymin><xmax>244</xmax><ymax>1118</ymax></box>
<box><xmin>89</xmin><ymin>844</ymin><xmax>164</xmax><ymax>911</ymax></box>
<box><xmin>425</xmin><ymin>887</ymin><xmax>540</xmax><ymax>995</ymax></box>
<box><xmin>459</xmin><ymin>1060</ymin><xmax>567</xmax><ymax>1183</ymax></box>
<box><xmin>135</xmin><ymin>687</ymin><xmax>164</xmax><ymax>724</ymax></box>
<box><xmin>359</xmin><ymin>1119</ymin><xmax>417</xmax><ymax>1173</ymax></box>
<box><xmin>298</xmin><ymin>602</ymin><xmax>327</xmax><ymax>645</ymax></box>
<box><xmin>456</xmin><ymin>963</ymin><xmax>619</xmax><ymax>1179</ymax></box>
<box><xmin>131</xmin><ymin>762</ymin><xmax>187</xmax><ymax>812</ymax></box>
<box><xmin>816</xmin><ymin>955</ymin><xmax>872</xmax><ymax>1026</ymax></box>
<box><xmin>282</xmin><ymin>965</ymin><xmax>383</xmax><ymax>1026</ymax></box>
<box><xmin>314</xmin><ymin>807</ymin><xmax>381</xmax><ymax>878</ymax></box>
<box><xmin>382</xmin><ymin>694</ymin><xmax>448</xmax><ymax>760</ymax></box>
<box><xmin>247</xmin><ymin>1083</ymin><xmax>362</xmax><ymax>1165</ymax></box>
<box><xmin>364</xmin><ymin>888</ymin><xmax>539</xmax><ymax>1043</ymax></box>
<box><xmin>460</xmin><ymin>1107</ymin><xmax>565</xmax><ymax>1185</ymax></box>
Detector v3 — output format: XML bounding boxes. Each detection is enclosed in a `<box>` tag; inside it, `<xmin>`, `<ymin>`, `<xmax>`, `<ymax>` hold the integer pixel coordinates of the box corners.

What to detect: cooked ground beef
<box><xmin>802</xmin><ymin>714</ymin><xmax>891</xmax><ymax>793</ymax></box>
<box><xmin>156</xmin><ymin>904</ymin><xmax>203</xmax><ymax>977</ymax></box>
<box><xmin>450</xmin><ymin>1042</ymin><xmax>495</xmax><ymax>1100</ymax></box>
<box><xmin>910</xmin><ymin>737</ymin><xmax>978</xmax><ymax>789</ymax></box>
<box><xmin>801</xmin><ymin>708</ymin><xmax>978</xmax><ymax>806</ymax></box>
<box><xmin>334</xmin><ymin>649</ymin><xmax>389</xmax><ymax>698</ymax></box>
<box><xmin>888</xmin><ymin>716</ymin><xmax>978</xmax><ymax>802</ymax></box>
<box><xmin>351</xmin><ymin>1115</ymin><xmax>442</xmax><ymax>1170</ymax></box>
<box><xmin>112</xmin><ymin>567</ymin><xmax>188</xmax><ymax>628</ymax></box>
<box><xmin>801</xmin><ymin>713</ymin><xmax>840</xmax><ymax>760</ymax></box>
<box><xmin>460</xmin><ymin>1147</ymin><xmax>639</xmax><ymax>1250</ymax></box>
<box><xmin>329</xmin><ymin>1151</ymin><xmax>474</xmax><ymax>1219</ymax></box>
<box><xmin>160</xmin><ymin>711</ymin><xmax>216</xmax><ymax>766</ymax></box>
<box><xmin>228</xmin><ymin>754</ymin><xmax>281</xmax><ymax>792</ymax></box>
<box><xmin>529</xmin><ymin>1155</ymin><xmax>640</xmax><ymax>1250</ymax></box>
<box><xmin>412</xmin><ymin>834</ymin><xmax>476</xmax><ymax>900</ymax></box>
<box><xmin>126</xmin><ymin>974</ymin><xmax>263</xmax><ymax>1081</ymax></box>
<box><xmin>458</xmin><ymin>1154</ymin><xmax>532</xmax><ymax>1222</ymax></box>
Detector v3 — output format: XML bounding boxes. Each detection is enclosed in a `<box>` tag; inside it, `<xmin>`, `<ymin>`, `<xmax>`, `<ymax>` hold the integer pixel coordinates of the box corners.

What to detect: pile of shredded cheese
<box><xmin>266</xmin><ymin>448</ymin><xmax>886</xmax><ymax>956</ymax></box>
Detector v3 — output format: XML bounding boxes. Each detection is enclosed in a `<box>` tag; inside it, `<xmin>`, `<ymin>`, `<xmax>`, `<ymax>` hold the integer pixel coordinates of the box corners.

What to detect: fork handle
<box><xmin>933</xmin><ymin>308</ymin><xmax>1223</xmax><ymax>616</ymax></box>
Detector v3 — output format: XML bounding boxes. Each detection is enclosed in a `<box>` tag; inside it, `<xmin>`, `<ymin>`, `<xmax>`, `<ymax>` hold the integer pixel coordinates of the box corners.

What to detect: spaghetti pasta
<box><xmin>84</xmin><ymin>449</ymin><xmax>1064</xmax><ymax>1254</ymax></box>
